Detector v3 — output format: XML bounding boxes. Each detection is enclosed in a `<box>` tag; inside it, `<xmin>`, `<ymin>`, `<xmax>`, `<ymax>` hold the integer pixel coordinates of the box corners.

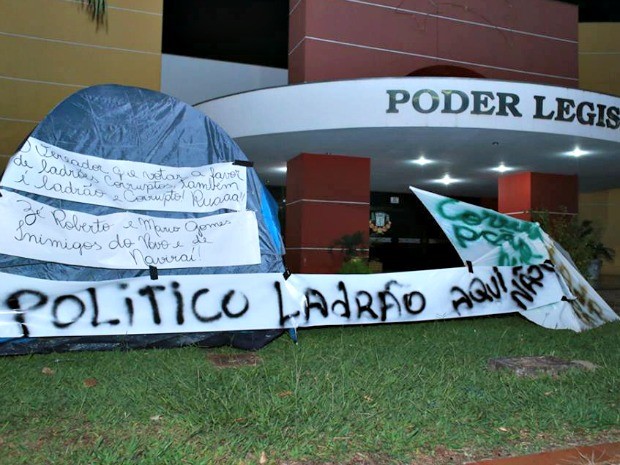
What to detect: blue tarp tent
<box><xmin>0</xmin><ymin>84</ymin><xmax>285</xmax><ymax>354</ymax></box>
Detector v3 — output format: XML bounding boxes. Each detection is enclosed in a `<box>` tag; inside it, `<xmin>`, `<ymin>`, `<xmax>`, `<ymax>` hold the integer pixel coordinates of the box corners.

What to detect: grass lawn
<box><xmin>0</xmin><ymin>315</ymin><xmax>618</xmax><ymax>464</ymax></box>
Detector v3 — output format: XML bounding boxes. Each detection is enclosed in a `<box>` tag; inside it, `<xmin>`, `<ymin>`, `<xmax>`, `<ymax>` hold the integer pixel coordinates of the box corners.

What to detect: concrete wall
<box><xmin>289</xmin><ymin>0</ymin><xmax>578</xmax><ymax>86</ymax></box>
<box><xmin>161</xmin><ymin>54</ymin><xmax>288</xmax><ymax>106</ymax></box>
<box><xmin>579</xmin><ymin>189</ymin><xmax>620</xmax><ymax>276</ymax></box>
<box><xmin>577</xmin><ymin>24</ymin><xmax>620</xmax><ymax>275</ymax></box>
<box><xmin>579</xmin><ymin>23</ymin><xmax>620</xmax><ymax>96</ymax></box>
<box><xmin>0</xmin><ymin>0</ymin><xmax>163</xmax><ymax>172</ymax></box>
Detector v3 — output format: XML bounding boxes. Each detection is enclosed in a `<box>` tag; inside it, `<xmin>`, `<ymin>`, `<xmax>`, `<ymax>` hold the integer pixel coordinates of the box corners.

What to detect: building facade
<box><xmin>0</xmin><ymin>0</ymin><xmax>163</xmax><ymax>172</ymax></box>
<box><xmin>1</xmin><ymin>0</ymin><xmax>619</xmax><ymax>274</ymax></box>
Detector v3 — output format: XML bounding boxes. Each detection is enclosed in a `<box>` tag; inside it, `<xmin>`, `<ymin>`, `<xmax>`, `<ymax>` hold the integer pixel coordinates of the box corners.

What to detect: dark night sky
<box><xmin>162</xmin><ymin>0</ymin><xmax>620</xmax><ymax>69</ymax></box>
<box><xmin>562</xmin><ymin>0</ymin><xmax>620</xmax><ymax>22</ymax></box>
<box><xmin>162</xmin><ymin>0</ymin><xmax>289</xmax><ymax>68</ymax></box>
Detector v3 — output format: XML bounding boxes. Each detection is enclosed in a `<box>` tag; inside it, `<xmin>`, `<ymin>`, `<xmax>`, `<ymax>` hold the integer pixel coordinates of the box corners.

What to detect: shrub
<box><xmin>338</xmin><ymin>258</ymin><xmax>372</xmax><ymax>274</ymax></box>
<box><xmin>533</xmin><ymin>211</ymin><xmax>615</xmax><ymax>276</ymax></box>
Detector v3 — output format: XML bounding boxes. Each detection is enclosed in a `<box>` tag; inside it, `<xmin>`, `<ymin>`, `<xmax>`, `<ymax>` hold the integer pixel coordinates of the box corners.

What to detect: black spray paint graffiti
<box><xmin>9</xmin><ymin>278</ymin><xmax>425</xmax><ymax>337</ymax></box>
<box><xmin>5</xmin><ymin>267</ymin><xmax>563</xmax><ymax>338</ymax></box>
<box><xmin>276</xmin><ymin>279</ymin><xmax>426</xmax><ymax>326</ymax></box>
<box><xmin>451</xmin><ymin>262</ymin><xmax>556</xmax><ymax>313</ymax></box>
<box><xmin>436</xmin><ymin>198</ymin><xmax>545</xmax><ymax>266</ymax></box>
<box><xmin>6</xmin><ymin>282</ymin><xmax>251</xmax><ymax>338</ymax></box>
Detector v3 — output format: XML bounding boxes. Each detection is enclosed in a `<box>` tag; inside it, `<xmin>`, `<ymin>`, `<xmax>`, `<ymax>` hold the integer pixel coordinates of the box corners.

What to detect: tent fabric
<box><xmin>0</xmin><ymin>84</ymin><xmax>285</xmax><ymax>354</ymax></box>
<box><xmin>0</xmin><ymin>330</ymin><xmax>286</xmax><ymax>356</ymax></box>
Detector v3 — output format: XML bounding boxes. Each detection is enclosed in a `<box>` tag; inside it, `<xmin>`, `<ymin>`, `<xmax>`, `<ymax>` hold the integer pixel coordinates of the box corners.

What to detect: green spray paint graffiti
<box><xmin>436</xmin><ymin>199</ymin><xmax>545</xmax><ymax>266</ymax></box>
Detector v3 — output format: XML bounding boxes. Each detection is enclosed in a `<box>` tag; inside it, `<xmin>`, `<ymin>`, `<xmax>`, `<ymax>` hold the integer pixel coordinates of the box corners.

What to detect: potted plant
<box><xmin>331</xmin><ymin>231</ymin><xmax>372</xmax><ymax>274</ymax></box>
<box><xmin>580</xmin><ymin>220</ymin><xmax>615</xmax><ymax>285</ymax></box>
<box><xmin>533</xmin><ymin>212</ymin><xmax>615</xmax><ymax>285</ymax></box>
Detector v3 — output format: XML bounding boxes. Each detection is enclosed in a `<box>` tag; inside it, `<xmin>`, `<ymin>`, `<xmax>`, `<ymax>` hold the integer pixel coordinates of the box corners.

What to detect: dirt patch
<box><xmin>487</xmin><ymin>356</ymin><xmax>597</xmax><ymax>378</ymax></box>
<box><xmin>207</xmin><ymin>353</ymin><xmax>262</xmax><ymax>368</ymax></box>
<box><xmin>277</xmin><ymin>452</ymin><xmax>398</xmax><ymax>465</ymax></box>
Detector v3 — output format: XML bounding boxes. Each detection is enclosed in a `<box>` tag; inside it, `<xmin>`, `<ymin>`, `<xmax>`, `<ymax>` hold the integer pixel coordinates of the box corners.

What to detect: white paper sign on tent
<box><xmin>0</xmin><ymin>190</ymin><xmax>261</xmax><ymax>269</ymax></box>
<box><xmin>0</xmin><ymin>137</ymin><xmax>248</xmax><ymax>213</ymax></box>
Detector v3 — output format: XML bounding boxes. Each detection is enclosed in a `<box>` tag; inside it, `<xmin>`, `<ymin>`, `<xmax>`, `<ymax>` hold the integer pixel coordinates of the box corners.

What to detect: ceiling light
<box><xmin>435</xmin><ymin>174</ymin><xmax>459</xmax><ymax>185</ymax></box>
<box><xmin>492</xmin><ymin>163</ymin><xmax>512</xmax><ymax>173</ymax></box>
<box><xmin>274</xmin><ymin>166</ymin><xmax>287</xmax><ymax>173</ymax></box>
<box><xmin>566</xmin><ymin>147</ymin><xmax>588</xmax><ymax>158</ymax></box>
<box><xmin>411</xmin><ymin>156</ymin><xmax>432</xmax><ymax>166</ymax></box>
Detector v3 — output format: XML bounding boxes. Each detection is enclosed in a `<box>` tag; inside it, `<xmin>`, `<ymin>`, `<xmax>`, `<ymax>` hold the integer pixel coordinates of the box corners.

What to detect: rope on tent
<box><xmin>233</xmin><ymin>160</ymin><xmax>254</xmax><ymax>167</ymax></box>
<box><xmin>149</xmin><ymin>266</ymin><xmax>159</xmax><ymax>280</ymax></box>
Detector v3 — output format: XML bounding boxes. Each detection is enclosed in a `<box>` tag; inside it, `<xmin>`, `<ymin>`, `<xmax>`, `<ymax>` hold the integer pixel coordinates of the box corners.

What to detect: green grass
<box><xmin>0</xmin><ymin>315</ymin><xmax>618</xmax><ymax>464</ymax></box>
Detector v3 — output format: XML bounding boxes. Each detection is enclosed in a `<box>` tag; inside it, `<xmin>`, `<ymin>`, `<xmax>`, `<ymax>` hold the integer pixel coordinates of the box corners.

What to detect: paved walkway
<box><xmin>466</xmin><ymin>442</ymin><xmax>620</xmax><ymax>465</ymax></box>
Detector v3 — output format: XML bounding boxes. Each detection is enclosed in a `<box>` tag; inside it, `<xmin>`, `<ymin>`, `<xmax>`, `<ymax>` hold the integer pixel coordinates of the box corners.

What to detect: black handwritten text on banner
<box><xmin>1</xmin><ymin>138</ymin><xmax>248</xmax><ymax>212</ymax></box>
<box><xmin>0</xmin><ymin>190</ymin><xmax>260</xmax><ymax>269</ymax></box>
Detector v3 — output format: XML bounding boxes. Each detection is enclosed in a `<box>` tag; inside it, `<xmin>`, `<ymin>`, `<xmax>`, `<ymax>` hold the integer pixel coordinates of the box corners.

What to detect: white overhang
<box><xmin>196</xmin><ymin>77</ymin><xmax>620</xmax><ymax>197</ymax></box>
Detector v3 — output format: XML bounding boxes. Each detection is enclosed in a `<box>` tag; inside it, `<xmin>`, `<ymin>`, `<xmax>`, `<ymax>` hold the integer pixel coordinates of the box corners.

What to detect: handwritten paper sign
<box><xmin>0</xmin><ymin>190</ymin><xmax>260</xmax><ymax>269</ymax></box>
<box><xmin>0</xmin><ymin>264</ymin><xmax>573</xmax><ymax>338</ymax></box>
<box><xmin>1</xmin><ymin>137</ymin><xmax>248</xmax><ymax>212</ymax></box>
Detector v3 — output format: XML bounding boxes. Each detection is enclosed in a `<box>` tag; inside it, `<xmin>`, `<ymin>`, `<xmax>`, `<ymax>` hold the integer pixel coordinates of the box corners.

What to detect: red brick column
<box><xmin>285</xmin><ymin>153</ymin><xmax>370</xmax><ymax>273</ymax></box>
<box><xmin>498</xmin><ymin>172</ymin><xmax>578</xmax><ymax>221</ymax></box>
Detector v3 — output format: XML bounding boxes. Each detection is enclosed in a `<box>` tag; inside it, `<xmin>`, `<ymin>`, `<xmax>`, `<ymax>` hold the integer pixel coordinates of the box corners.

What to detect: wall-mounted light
<box><xmin>274</xmin><ymin>166</ymin><xmax>287</xmax><ymax>173</ymax></box>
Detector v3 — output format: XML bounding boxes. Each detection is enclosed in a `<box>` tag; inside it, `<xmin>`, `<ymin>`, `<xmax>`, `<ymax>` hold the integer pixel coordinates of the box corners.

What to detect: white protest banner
<box><xmin>0</xmin><ymin>190</ymin><xmax>260</xmax><ymax>269</ymax></box>
<box><xmin>0</xmin><ymin>264</ymin><xmax>569</xmax><ymax>338</ymax></box>
<box><xmin>1</xmin><ymin>137</ymin><xmax>247</xmax><ymax>212</ymax></box>
<box><xmin>410</xmin><ymin>187</ymin><xmax>549</xmax><ymax>266</ymax></box>
<box><xmin>410</xmin><ymin>187</ymin><xmax>618</xmax><ymax>331</ymax></box>
<box><xmin>519</xmin><ymin>232</ymin><xmax>619</xmax><ymax>331</ymax></box>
